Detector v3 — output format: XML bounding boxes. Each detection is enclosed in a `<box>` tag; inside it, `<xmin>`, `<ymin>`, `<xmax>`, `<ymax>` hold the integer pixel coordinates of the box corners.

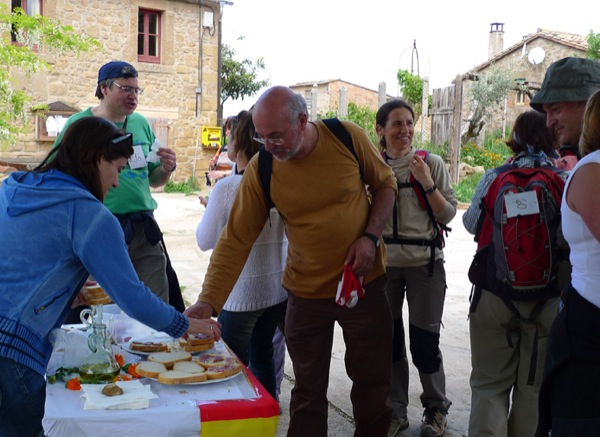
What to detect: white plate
<box><xmin>122</xmin><ymin>334</ymin><xmax>177</xmax><ymax>356</ymax></box>
<box><xmin>146</xmin><ymin>370</ymin><xmax>243</xmax><ymax>385</ymax></box>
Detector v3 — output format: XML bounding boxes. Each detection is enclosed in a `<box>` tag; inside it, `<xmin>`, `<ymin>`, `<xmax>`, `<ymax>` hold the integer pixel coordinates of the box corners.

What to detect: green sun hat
<box><xmin>530</xmin><ymin>57</ymin><xmax>600</xmax><ymax>112</ymax></box>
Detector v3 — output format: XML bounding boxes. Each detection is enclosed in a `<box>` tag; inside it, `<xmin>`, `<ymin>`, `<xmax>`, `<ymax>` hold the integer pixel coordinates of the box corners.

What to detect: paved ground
<box><xmin>154</xmin><ymin>191</ymin><xmax>475</xmax><ymax>437</ymax></box>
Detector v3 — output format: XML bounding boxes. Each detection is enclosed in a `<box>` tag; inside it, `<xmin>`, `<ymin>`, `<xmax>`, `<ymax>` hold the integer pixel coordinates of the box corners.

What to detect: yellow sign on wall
<box><xmin>201</xmin><ymin>126</ymin><xmax>222</xmax><ymax>148</ymax></box>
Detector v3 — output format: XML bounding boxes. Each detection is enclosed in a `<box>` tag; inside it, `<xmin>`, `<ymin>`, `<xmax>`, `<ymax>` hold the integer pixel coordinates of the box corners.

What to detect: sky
<box><xmin>221</xmin><ymin>0</ymin><xmax>598</xmax><ymax>117</ymax></box>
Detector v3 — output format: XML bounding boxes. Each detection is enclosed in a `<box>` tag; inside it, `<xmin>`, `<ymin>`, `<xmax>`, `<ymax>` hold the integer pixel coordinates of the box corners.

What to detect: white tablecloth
<box><xmin>43</xmin><ymin>372</ymin><xmax>257</xmax><ymax>437</ymax></box>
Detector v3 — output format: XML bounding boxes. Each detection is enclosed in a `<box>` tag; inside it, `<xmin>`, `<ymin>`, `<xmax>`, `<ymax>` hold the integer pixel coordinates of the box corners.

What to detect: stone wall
<box><xmin>0</xmin><ymin>0</ymin><xmax>220</xmax><ymax>184</ymax></box>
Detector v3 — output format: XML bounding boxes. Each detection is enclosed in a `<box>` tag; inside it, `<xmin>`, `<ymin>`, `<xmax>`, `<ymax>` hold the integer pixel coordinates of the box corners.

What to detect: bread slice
<box><xmin>204</xmin><ymin>362</ymin><xmax>242</xmax><ymax>380</ymax></box>
<box><xmin>173</xmin><ymin>361</ymin><xmax>206</xmax><ymax>374</ymax></box>
<box><xmin>157</xmin><ymin>370</ymin><xmax>208</xmax><ymax>384</ymax></box>
<box><xmin>195</xmin><ymin>353</ymin><xmax>236</xmax><ymax>368</ymax></box>
<box><xmin>147</xmin><ymin>351</ymin><xmax>192</xmax><ymax>368</ymax></box>
<box><xmin>130</xmin><ymin>341</ymin><xmax>169</xmax><ymax>353</ymax></box>
<box><xmin>177</xmin><ymin>338</ymin><xmax>214</xmax><ymax>353</ymax></box>
<box><xmin>136</xmin><ymin>361</ymin><xmax>168</xmax><ymax>378</ymax></box>
<box><xmin>185</xmin><ymin>333</ymin><xmax>214</xmax><ymax>346</ymax></box>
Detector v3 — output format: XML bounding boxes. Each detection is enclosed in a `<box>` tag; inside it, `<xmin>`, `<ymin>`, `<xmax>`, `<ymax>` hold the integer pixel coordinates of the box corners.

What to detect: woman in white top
<box><xmin>537</xmin><ymin>89</ymin><xmax>600</xmax><ymax>436</ymax></box>
<box><xmin>196</xmin><ymin>110</ymin><xmax>288</xmax><ymax>401</ymax></box>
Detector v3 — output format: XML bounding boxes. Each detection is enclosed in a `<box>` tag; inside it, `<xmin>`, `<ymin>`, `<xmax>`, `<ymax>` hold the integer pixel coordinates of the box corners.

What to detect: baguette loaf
<box><xmin>157</xmin><ymin>370</ymin><xmax>208</xmax><ymax>384</ymax></box>
<box><xmin>136</xmin><ymin>361</ymin><xmax>168</xmax><ymax>378</ymax></box>
<box><xmin>147</xmin><ymin>351</ymin><xmax>192</xmax><ymax>368</ymax></box>
<box><xmin>204</xmin><ymin>362</ymin><xmax>242</xmax><ymax>380</ymax></box>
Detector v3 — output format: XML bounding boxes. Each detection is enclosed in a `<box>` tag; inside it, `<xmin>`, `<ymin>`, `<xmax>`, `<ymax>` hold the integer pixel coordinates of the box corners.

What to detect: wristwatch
<box><xmin>362</xmin><ymin>232</ymin><xmax>380</xmax><ymax>248</ymax></box>
<box><xmin>424</xmin><ymin>184</ymin><xmax>437</xmax><ymax>195</ymax></box>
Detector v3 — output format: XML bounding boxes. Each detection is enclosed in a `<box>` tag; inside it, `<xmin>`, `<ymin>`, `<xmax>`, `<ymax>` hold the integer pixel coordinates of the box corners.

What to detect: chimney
<box><xmin>488</xmin><ymin>22</ymin><xmax>505</xmax><ymax>59</ymax></box>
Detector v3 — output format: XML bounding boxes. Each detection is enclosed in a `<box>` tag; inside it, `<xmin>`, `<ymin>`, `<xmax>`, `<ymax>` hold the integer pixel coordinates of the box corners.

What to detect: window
<box><xmin>516</xmin><ymin>91</ymin><xmax>526</xmax><ymax>105</ymax></box>
<box><xmin>11</xmin><ymin>0</ymin><xmax>42</xmax><ymax>43</ymax></box>
<box><xmin>138</xmin><ymin>9</ymin><xmax>161</xmax><ymax>63</ymax></box>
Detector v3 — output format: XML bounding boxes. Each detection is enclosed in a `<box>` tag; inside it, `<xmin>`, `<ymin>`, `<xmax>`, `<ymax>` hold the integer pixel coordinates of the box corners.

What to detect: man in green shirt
<box><xmin>54</xmin><ymin>61</ymin><xmax>179</xmax><ymax>307</ymax></box>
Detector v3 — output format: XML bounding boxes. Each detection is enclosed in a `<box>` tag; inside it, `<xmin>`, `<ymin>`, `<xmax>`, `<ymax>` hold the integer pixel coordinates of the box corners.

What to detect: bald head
<box><xmin>252</xmin><ymin>86</ymin><xmax>311</xmax><ymax>161</ymax></box>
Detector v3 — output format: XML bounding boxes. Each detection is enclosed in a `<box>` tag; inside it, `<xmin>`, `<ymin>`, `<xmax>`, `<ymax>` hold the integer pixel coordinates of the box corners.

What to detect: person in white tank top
<box><xmin>537</xmin><ymin>89</ymin><xmax>600</xmax><ymax>436</ymax></box>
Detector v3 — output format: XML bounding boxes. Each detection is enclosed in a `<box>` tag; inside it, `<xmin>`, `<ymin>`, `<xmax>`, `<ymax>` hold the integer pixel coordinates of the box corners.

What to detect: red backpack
<box><xmin>469</xmin><ymin>161</ymin><xmax>566</xmax><ymax>301</ymax></box>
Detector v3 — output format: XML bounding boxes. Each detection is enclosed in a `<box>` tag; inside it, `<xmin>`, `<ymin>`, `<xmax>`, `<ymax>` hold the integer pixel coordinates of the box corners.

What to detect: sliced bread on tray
<box><xmin>157</xmin><ymin>370</ymin><xmax>208</xmax><ymax>384</ymax></box>
<box><xmin>147</xmin><ymin>351</ymin><xmax>192</xmax><ymax>368</ymax></box>
<box><xmin>136</xmin><ymin>361</ymin><xmax>168</xmax><ymax>378</ymax></box>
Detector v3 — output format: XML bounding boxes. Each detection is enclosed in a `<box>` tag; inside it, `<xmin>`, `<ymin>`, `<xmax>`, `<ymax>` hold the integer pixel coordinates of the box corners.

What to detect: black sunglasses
<box><xmin>111</xmin><ymin>133</ymin><xmax>133</xmax><ymax>147</ymax></box>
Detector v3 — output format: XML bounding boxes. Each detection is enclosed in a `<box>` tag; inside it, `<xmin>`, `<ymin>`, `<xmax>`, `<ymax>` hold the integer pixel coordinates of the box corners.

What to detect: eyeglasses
<box><xmin>253</xmin><ymin>124</ymin><xmax>294</xmax><ymax>146</ymax></box>
<box><xmin>111</xmin><ymin>133</ymin><xmax>133</xmax><ymax>147</ymax></box>
<box><xmin>112</xmin><ymin>82</ymin><xmax>144</xmax><ymax>96</ymax></box>
<box><xmin>253</xmin><ymin>135</ymin><xmax>285</xmax><ymax>146</ymax></box>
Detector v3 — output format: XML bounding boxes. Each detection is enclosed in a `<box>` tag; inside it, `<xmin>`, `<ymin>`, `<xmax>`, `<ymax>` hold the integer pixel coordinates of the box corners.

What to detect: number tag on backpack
<box><xmin>504</xmin><ymin>191</ymin><xmax>540</xmax><ymax>218</ymax></box>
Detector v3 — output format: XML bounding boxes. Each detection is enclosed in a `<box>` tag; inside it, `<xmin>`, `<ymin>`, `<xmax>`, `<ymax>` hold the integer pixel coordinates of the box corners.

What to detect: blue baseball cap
<box><xmin>97</xmin><ymin>61</ymin><xmax>138</xmax><ymax>83</ymax></box>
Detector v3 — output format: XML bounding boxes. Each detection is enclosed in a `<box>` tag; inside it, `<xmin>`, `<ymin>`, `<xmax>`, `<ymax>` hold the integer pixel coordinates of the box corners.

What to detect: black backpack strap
<box><xmin>258</xmin><ymin>146</ymin><xmax>274</xmax><ymax>210</ymax></box>
<box><xmin>322</xmin><ymin>118</ymin><xmax>363</xmax><ymax>180</ymax></box>
<box><xmin>501</xmin><ymin>297</ymin><xmax>546</xmax><ymax>386</ymax></box>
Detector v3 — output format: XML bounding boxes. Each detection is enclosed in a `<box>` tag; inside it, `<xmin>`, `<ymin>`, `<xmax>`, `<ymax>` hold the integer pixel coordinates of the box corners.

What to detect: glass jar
<box><xmin>79</xmin><ymin>323</ymin><xmax>120</xmax><ymax>382</ymax></box>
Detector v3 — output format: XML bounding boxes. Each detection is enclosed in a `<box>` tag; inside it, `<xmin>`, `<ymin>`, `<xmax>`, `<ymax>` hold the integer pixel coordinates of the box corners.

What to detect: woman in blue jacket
<box><xmin>0</xmin><ymin>117</ymin><xmax>220</xmax><ymax>437</ymax></box>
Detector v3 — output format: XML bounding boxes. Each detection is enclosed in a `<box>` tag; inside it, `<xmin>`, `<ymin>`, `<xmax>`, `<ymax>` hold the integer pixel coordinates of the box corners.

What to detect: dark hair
<box><xmin>95</xmin><ymin>79</ymin><xmax>114</xmax><ymax>100</ymax></box>
<box><xmin>35</xmin><ymin>117</ymin><xmax>134</xmax><ymax>200</ymax></box>
<box><xmin>375</xmin><ymin>99</ymin><xmax>415</xmax><ymax>151</ymax></box>
<box><xmin>232</xmin><ymin>110</ymin><xmax>260</xmax><ymax>162</ymax></box>
<box><xmin>505</xmin><ymin>110</ymin><xmax>556</xmax><ymax>156</ymax></box>
<box><xmin>223</xmin><ymin>115</ymin><xmax>239</xmax><ymax>144</ymax></box>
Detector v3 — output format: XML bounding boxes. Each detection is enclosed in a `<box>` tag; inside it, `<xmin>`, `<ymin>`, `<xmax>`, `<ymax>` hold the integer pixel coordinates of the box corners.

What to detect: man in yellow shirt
<box><xmin>186</xmin><ymin>86</ymin><xmax>397</xmax><ymax>436</ymax></box>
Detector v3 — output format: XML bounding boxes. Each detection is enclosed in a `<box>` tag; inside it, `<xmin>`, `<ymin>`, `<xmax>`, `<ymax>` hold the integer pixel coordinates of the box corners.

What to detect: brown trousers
<box><xmin>285</xmin><ymin>275</ymin><xmax>393</xmax><ymax>437</ymax></box>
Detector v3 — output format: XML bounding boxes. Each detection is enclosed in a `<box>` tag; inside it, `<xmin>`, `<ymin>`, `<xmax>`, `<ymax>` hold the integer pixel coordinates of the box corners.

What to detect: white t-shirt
<box><xmin>562</xmin><ymin>149</ymin><xmax>600</xmax><ymax>308</ymax></box>
<box><xmin>196</xmin><ymin>174</ymin><xmax>288</xmax><ymax>312</ymax></box>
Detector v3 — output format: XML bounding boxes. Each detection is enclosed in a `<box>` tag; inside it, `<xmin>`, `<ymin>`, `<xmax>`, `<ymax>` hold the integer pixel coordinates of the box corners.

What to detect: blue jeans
<box><xmin>0</xmin><ymin>357</ymin><xmax>46</xmax><ymax>437</ymax></box>
<box><xmin>218</xmin><ymin>300</ymin><xmax>287</xmax><ymax>400</ymax></box>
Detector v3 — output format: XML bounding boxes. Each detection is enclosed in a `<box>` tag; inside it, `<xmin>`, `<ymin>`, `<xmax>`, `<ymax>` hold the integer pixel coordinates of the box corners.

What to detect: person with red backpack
<box><xmin>463</xmin><ymin>110</ymin><xmax>569</xmax><ymax>437</ymax></box>
<box><xmin>376</xmin><ymin>100</ymin><xmax>457</xmax><ymax>437</ymax></box>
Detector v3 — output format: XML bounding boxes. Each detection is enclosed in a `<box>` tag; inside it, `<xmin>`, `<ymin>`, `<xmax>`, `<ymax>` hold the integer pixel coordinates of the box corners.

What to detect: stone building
<box><xmin>465</xmin><ymin>24</ymin><xmax>588</xmax><ymax>137</ymax></box>
<box><xmin>290</xmin><ymin>79</ymin><xmax>385</xmax><ymax>116</ymax></box>
<box><xmin>0</xmin><ymin>0</ymin><xmax>222</xmax><ymax>183</ymax></box>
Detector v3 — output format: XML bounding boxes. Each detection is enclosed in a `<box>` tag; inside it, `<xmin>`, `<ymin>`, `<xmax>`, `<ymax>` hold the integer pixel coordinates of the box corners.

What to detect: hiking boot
<box><xmin>388</xmin><ymin>415</ymin><xmax>409</xmax><ymax>436</ymax></box>
<box><xmin>420</xmin><ymin>408</ymin><xmax>447</xmax><ymax>437</ymax></box>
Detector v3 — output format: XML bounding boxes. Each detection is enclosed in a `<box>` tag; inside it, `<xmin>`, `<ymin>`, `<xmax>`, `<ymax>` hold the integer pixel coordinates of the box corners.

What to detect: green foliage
<box><xmin>221</xmin><ymin>43</ymin><xmax>269</xmax><ymax>104</ymax></box>
<box><xmin>413</xmin><ymin>138</ymin><xmax>449</xmax><ymax>162</ymax></box>
<box><xmin>320</xmin><ymin>103</ymin><xmax>378</xmax><ymax>145</ymax></box>
<box><xmin>453</xmin><ymin>172</ymin><xmax>483</xmax><ymax>203</ymax></box>
<box><xmin>165</xmin><ymin>176</ymin><xmax>200</xmax><ymax>195</ymax></box>
<box><xmin>0</xmin><ymin>4</ymin><xmax>100</xmax><ymax>146</ymax></box>
<box><xmin>587</xmin><ymin>30</ymin><xmax>600</xmax><ymax>60</ymax></box>
<box><xmin>461</xmin><ymin>129</ymin><xmax>511</xmax><ymax>169</ymax></box>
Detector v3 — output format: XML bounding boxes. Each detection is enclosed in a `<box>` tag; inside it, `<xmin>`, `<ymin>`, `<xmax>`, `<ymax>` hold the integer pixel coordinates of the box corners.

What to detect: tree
<box><xmin>587</xmin><ymin>30</ymin><xmax>600</xmax><ymax>60</ymax></box>
<box><xmin>461</xmin><ymin>66</ymin><xmax>515</xmax><ymax>146</ymax></box>
<box><xmin>221</xmin><ymin>43</ymin><xmax>269</xmax><ymax>105</ymax></box>
<box><xmin>396</xmin><ymin>69</ymin><xmax>431</xmax><ymax>122</ymax></box>
<box><xmin>0</xmin><ymin>5</ymin><xmax>100</xmax><ymax>146</ymax></box>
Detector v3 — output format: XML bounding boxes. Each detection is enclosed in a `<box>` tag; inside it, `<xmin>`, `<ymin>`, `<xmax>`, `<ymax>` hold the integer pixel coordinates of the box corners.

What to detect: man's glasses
<box><xmin>252</xmin><ymin>136</ymin><xmax>285</xmax><ymax>146</ymax></box>
<box><xmin>111</xmin><ymin>133</ymin><xmax>133</xmax><ymax>147</ymax></box>
<box><xmin>253</xmin><ymin>123</ymin><xmax>296</xmax><ymax>146</ymax></box>
<box><xmin>113</xmin><ymin>82</ymin><xmax>144</xmax><ymax>96</ymax></box>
